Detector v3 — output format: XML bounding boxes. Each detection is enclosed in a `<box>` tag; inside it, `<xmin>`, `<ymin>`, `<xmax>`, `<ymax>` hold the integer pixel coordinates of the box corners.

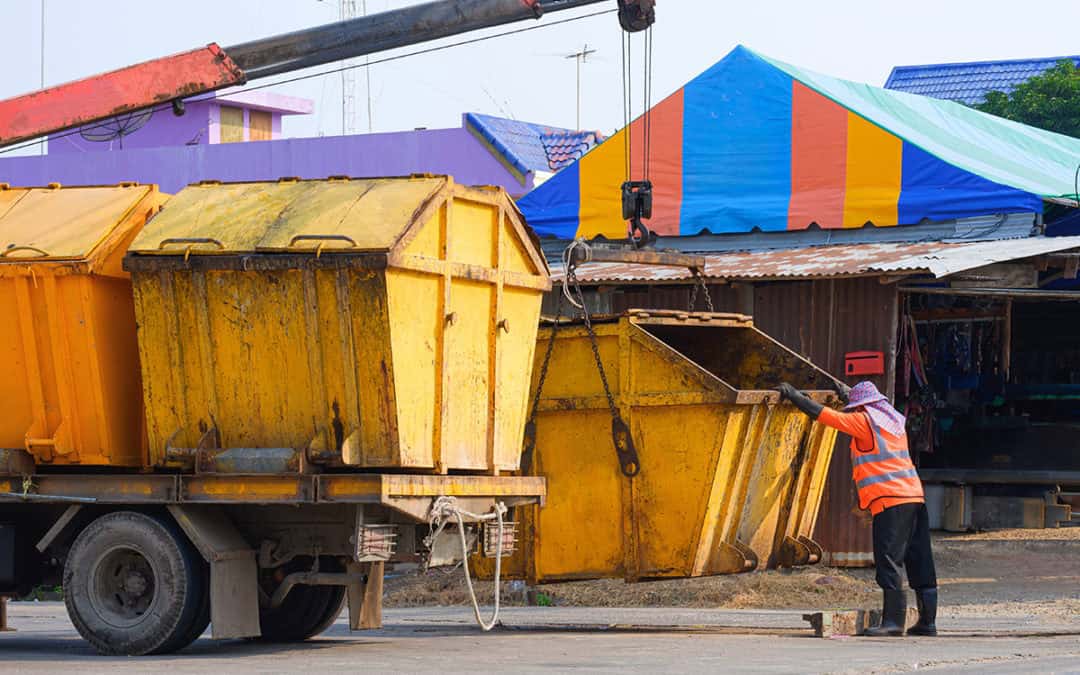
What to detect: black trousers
<box><xmin>871</xmin><ymin>502</ymin><xmax>937</xmax><ymax>591</ymax></box>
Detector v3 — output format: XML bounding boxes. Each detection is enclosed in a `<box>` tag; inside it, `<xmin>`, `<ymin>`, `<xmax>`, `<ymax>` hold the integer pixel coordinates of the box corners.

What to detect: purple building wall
<box><xmin>46</xmin><ymin>90</ymin><xmax>313</xmax><ymax>154</ymax></box>
<box><xmin>2</xmin><ymin>127</ymin><xmax>533</xmax><ymax>197</ymax></box>
<box><xmin>49</xmin><ymin>100</ymin><xmax>217</xmax><ymax>153</ymax></box>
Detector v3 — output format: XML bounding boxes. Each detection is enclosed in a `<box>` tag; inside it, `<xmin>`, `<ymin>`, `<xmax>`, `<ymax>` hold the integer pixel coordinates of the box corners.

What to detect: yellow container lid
<box><xmin>0</xmin><ymin>183</ymin><xmax>154</xmax><ymax>264</ymax></box>
<box><xmin>128</xmin><ymin>176</ymin><xmax>450</xmax><ymax>256</ymax></box>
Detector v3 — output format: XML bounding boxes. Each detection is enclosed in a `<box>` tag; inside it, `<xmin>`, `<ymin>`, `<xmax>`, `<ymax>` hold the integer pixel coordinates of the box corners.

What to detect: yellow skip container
<box><xmin>0</xmin><ymin>182</ymin><xmax>165</xmax><ymax>467</ymax></box>
<box><xmin>124</xmin><ymin>176</ymin><xmax>549</xmax><ymax>473</ymax></box>
<box><xmin>497</xmin><ymin>310</ymin><xmax>841</xmax><ymax>582</ymax></box>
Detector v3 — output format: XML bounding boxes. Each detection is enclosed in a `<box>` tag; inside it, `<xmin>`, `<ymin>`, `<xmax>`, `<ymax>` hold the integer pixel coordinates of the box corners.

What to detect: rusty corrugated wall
<box><xmin>612</xmin><ymin>283</ymin><xmax>753</xmax><ymax>315</ymax></box>
<box><xmin>751</xmin><ymin>278</ymin><xmax>898</xmax><ymax>567</ymax></box>
<box><xmin>588</xmin><ymin>277</ymin><xmax>897</xmax><ymax>567</ymax></box>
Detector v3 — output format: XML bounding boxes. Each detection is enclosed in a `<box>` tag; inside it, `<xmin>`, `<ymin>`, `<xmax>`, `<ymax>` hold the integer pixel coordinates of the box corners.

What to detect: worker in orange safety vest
<box><xmin>778</xmin><ymin>380</ymin><xmax>938</xmax><ymax>637</ymax></box>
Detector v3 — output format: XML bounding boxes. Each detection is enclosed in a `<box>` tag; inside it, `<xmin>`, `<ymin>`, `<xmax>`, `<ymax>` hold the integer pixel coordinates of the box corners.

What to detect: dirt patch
<box><xmin>938</xmin><ymin>526</ymin><xmax>1080</xmax><ymax>542</ymax></box>
<box><xmin>385</xmin><ymin>528</ymin><xmax>1080</xmax><ymax>619</ymax></box>
<box><xmin>385</xmin><ymin>566</ymin><xmax>878</xmax><ymax>610</ymax></box>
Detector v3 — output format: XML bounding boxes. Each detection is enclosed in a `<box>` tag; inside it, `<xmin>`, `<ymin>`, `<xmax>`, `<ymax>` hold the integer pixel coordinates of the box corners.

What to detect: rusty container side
<box><xmin>0</xmin><ymin>182</ymin><xmax>165</xmax><ymax>467</ymax></box>
<box><xmin>125</xmin><ymin>176</ymin><xmax>549</xmax><ymax>474</ymax></box>
<box><xmin>489</xmin><ymin>309</ymin><xmax>841</xmax><ymax>583</ymax></box>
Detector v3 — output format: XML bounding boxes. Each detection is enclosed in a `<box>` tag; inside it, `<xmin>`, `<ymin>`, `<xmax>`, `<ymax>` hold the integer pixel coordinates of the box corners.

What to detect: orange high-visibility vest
<box><xmin>850</xmin><ymin>415</ymin><xmax>924</xmax><ymax>512</ymax></box>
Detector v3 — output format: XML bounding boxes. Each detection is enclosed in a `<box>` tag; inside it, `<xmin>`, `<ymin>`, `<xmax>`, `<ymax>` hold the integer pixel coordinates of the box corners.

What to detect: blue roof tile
<box><xmin>464</xmin><ymin>113</ymin><xmax>604</xmax><ymax>178</ymax></box>
<box><xmin>885</xmin><ymin>56</ymin><xmax>1080</xmax><ymax>104</ymax></box>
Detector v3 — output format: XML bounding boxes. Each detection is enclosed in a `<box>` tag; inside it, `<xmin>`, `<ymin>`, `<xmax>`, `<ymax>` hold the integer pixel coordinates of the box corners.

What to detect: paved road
<box><xmin>3</xmin><ymin>603</ymin><xmax>1079</xmax><ymax>673</ymax></box>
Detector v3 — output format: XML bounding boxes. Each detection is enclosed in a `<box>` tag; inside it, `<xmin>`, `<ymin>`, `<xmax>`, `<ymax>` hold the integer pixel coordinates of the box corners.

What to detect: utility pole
<box><xmin>340</xmin><ymin>0</ymin><xmax>358</xmax><ymax>135</ymax></box>
<box><xmin>565</xmin><ymin>44</ymin><xmax>596</xmax><ymax>130</ymax></box>
<box><xmin>40</xmin><ymin>0</ymin><xmax>45</xmax><ymax>155</ymax></box>
<box><xmin>319</xmin><ymin>0</ymin><xmax>374</xmax><ymax>134</ymax></box>
<box><xmin>362</xmin><ymin>0</ymin><xmax>373</xmax><ymax>133</ymax></box>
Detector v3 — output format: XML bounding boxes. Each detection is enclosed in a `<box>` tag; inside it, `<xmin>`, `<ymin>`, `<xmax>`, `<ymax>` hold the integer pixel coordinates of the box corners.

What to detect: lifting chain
<box><xmin>522</xmin><ymin>242</ymin><xmax>642</xmax><ymax>478</ymax></box>
<box><xmin>688</xmin><ymin>268</ymin><xmax>715</xmax><ymax>313</ymax></box>
<box><xmin>520</xmin><ymin>289</ymin><xmax>562</xmax><ymax>474</ymax></box>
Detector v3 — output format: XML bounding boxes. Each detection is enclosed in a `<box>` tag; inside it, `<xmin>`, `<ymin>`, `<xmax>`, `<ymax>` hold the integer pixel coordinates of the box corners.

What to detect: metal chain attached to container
<box><xmin>688</xmin><ymin>268</ymin><xmax>714</xmax><ymax>313</ymax></box>
<box><xmin>521</xmin><ymin>290</ymin><xmax>563</xmax><ymax>474</ymax></box>
<box><xmin>561</xmin><ymin>241</ymin><xmax>641</xmax><ymax>478</ymax></box>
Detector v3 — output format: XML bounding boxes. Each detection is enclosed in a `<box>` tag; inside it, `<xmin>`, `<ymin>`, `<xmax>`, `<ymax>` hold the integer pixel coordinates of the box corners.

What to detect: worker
<box><xmin>777</xmin><ymin>380</ymin><xmax>937</xmax><ymax>637</ymax></box>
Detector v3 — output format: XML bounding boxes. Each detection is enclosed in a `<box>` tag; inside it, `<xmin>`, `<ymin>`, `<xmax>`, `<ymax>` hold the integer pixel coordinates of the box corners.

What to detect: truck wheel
<box><xmin>257</xmin><ymin>558</ymin><xmax>346</xmax><ymax>642</ymax></box>
<box><xmin>161</xmin><ymin>558</ymin><xmax>211</xmax><ymax>653</ymax></box>
<box><xmin>63</xmin><ymin>511</ymin><xmax>208</xmax><ymax>656</ymax></box>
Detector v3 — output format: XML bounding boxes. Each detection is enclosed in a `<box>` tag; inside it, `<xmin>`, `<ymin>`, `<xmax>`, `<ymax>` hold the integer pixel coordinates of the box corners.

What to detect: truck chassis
<box><xmin>0</xmin><ymin>471</ymin><xmax>543</xmax><ymax>654</ymax></box>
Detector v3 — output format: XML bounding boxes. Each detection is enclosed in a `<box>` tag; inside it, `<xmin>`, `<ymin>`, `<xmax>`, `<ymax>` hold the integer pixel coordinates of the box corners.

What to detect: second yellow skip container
<box><xmin>124</xmin><ymin>176</ymin><xmax>550</xmax><ymax>473</ymax></box>
<box><xmin>496</xmin><ymin>310</ymin><xmax>842</xmax><ymax>582</ymax></box>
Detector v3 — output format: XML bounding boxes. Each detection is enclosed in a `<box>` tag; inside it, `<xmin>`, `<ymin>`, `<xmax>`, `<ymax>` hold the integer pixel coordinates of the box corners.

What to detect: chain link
<box><xmin>568</xmin><ymin>266</ymin><xmax>619</xmax><ymax>416</ymax></box>
<box><xmin>567</xmin><ymin>262</ymin><xmax>640</xmax><ymax>477</ymax></box>
<box><xmin>688</xmin><ymin>269</ymin><xmax>715</xmax><ymax>312</ymax></box>
<box><xmin>523</xmin><ymin>250</ymin><xmax>641</xmax><ymax>478</ymax></box>
<box><xmin>520</xmin><ymin>289</ymin><xmax>563</xmax><ymax>472</ymax></box>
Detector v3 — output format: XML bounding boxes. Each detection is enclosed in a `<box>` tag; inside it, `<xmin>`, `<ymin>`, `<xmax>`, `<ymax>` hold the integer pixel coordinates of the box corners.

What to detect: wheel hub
<box><xmin>89</xmin><ymin>547</ymin><xmax>158</xmax><ymax>627</ymax></box>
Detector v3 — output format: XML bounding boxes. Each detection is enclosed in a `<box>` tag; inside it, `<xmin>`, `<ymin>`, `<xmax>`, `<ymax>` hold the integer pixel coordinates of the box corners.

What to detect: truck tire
<box><xmin>63</xmin><ymin>511</ymin><xmax>208</xmax><ymax>656</ymax></box>
<box><xmin>160</xmin><ymin>558</ymin><xmax>211</xmax><ymax>653</ymax></box>
<box><xmin>257</xmin><ymin>558</ymin><xmax>346</xmax><ymax>642</ymax></box>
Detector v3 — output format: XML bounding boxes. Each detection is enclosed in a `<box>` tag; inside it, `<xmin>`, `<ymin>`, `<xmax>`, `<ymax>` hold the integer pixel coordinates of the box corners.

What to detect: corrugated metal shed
<box><xmin>539</xmin><ymin>212</ymin><xmax>1041</xmax><ymax>261</ymax></box>
<box><xmin>552</xmin><ymin>236</ymin><xmax>1080</xmax><ymax>284</ymax></box>
<box><xmin>885</xmin><ymin>56</ymin><xmax>1080</xmax><ymax>105</ymax></box>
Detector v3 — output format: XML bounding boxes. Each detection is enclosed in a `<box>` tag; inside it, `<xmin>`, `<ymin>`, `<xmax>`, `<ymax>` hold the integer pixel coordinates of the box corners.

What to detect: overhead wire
<box><xmin>0</xmin><ymin>8</ymin><xmax>616</xmax><ymax>156</ymax></box>
<box><xmin>642</xmin><ymin>23</ymin><xmax>653</xmax><ymax>181</ymax></box>
<box><xmin>621</xmin><ymin>28</ymin><xmax>632</xmax><ymax>182</ymax></box>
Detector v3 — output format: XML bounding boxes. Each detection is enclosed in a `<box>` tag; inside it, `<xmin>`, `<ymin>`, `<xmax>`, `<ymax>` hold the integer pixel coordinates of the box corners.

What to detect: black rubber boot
<box><xmin>864</xmin><ymin>590</ymin><xmax>907</xmax><ymax>637</ymax></box>
<box><xmin>907</xmin><ymin>588</ymin><xmax>938</xmax><ymax>636</ymax></box>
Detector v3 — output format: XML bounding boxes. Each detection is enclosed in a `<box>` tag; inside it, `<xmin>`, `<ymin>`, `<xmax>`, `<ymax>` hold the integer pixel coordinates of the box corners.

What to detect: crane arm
<box><xmin>0</xmin><ymin>0</ymin><xmax>654</xmax><ymax>149</ymax></box>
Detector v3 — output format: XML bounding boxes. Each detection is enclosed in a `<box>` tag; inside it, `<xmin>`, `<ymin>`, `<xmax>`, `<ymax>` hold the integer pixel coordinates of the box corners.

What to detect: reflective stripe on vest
<box><xmin>850</xmin><ymin>413</ymin><xmax>923</xmax><ymax>511</ymax></box>
<box><xmin>856</xmin><ymin>468</ymin><xmax>920</xmax><ymax>490</ymax></box>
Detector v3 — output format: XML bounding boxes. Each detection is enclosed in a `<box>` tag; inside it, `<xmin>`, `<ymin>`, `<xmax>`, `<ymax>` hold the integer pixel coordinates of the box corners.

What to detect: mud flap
<box><xmin>167</xmin><ymin>505</ymin><xmax>261</xmax><ymax>639</ymax></box>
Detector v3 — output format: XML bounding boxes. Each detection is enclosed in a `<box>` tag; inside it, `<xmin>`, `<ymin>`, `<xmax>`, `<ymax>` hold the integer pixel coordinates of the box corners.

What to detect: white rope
<box><xmin>426</xmin><ymin>496</ymin><xmax>507</xmax><ymax>631</ymax></box>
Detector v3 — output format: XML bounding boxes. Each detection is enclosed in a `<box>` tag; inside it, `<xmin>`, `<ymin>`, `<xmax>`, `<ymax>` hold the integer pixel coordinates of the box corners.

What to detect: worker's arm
<box><xmin>816</xmin><ymin>408</ymin><xmax>874</xmax><ymax>452</ymax></box>
<box><xmin>778</xmin><ymin>383</ymin><xmax>874</xmax><ymax>451</ymax></box>
<box><xmin>777</xmin><ymin>383</ymin><xmax>824</xmax><ymax>419</ymax></box>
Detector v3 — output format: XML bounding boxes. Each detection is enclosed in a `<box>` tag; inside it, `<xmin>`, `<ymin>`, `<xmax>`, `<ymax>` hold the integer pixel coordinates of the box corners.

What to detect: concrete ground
<box><xmin>3</xmin><ymin>602</ymin><xmax>1079</xmax><ymax>673</ymax></box>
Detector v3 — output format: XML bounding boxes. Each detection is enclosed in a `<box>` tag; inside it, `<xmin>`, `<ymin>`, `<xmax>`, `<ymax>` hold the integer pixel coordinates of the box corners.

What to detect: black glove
<box><xmin>777</xmin><ymin>382</ymin><xmax>824</xmax><ymax>420</ymax></box>
<box><xmin>834</xmin><ymin>382</ymin><xmax>852</xmax><ymax>404</ymax></box>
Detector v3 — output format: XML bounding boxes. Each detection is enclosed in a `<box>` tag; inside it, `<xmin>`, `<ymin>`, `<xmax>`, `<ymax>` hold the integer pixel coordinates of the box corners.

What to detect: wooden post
<box><xmin>0</xmin><ymin>596</ymin><xmax>13</xmax><ymax>632</ymax></box>
<box><xmin>359</xmin><ymin>561</ymin><xmax>384</xmax><ymax>629</ymax></box>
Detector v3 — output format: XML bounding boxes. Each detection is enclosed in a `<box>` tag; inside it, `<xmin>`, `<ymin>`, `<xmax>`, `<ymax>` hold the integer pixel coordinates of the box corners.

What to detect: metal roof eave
<box><xmin>549</xmin><ymin>235</ymin><xmax>1080</xmax><ymax>286</ymax></box>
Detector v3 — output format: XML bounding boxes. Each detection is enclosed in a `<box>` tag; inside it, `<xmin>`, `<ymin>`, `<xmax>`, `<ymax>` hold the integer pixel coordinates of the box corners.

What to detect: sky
<box><xmin>2</xmin><ymin>0</ymin><xmax>1080</xmax><ymax>154</ymax></box>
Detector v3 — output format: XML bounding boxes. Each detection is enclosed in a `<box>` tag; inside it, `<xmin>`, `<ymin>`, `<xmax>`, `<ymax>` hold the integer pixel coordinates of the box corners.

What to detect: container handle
<box><xmin>157</xmin><ymin>237</ymin><xmax>225</xmax><ymax>262</ymax></box>
<box><xmin>1</xmin><ymin>245</ymin><xmax>50</xmax><ymax>258</ymax></box>
<box><xmin>287</xmin><ymin>234</ymin><xmax>358</xmax><ymax>248</ymax></box>
<box><xmin>288</xmin><ymin>234</ymin><xmax>359</xmax><ymax>259</ymax></box>
<box><xmin>157</xmin><ymin>237</ymin><xmax>225</xmax><ymax>250</ymax></box>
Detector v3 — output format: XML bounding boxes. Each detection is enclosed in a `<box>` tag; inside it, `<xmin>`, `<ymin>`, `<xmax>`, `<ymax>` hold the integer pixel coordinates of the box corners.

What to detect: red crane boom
<box><xmin>0</xmin><ymin>0</ymin><xmax>655</xmax><ymax>149</ymax></box>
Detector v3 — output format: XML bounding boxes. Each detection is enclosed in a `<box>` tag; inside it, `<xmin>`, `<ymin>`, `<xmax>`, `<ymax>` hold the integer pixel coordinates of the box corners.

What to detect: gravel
<box><xmin>385</xmin><ymin>528</ymin><xmax>1080</xmax><ymax>622</ymax></box>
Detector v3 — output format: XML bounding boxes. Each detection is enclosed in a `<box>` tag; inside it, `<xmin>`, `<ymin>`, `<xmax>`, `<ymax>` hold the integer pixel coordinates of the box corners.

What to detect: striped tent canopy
<box><xmin>520</xmin><ymin>46</ymin><xmax>1080</xmax><ymax>240</ymax></box>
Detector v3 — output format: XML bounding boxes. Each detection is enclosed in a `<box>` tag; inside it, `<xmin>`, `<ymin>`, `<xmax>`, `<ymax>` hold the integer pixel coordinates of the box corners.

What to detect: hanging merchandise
<box><xmin>903</xmin><ymin>314</ymin><xmax>935</xmax><ymax>457</ymax></box>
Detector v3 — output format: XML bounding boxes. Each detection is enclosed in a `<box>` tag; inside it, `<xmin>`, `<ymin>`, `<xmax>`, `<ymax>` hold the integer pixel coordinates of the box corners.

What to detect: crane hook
<box><xmin>617</xmin><ymin>0</ymin><xmax>656</xmax><ymax>33</ymax></box>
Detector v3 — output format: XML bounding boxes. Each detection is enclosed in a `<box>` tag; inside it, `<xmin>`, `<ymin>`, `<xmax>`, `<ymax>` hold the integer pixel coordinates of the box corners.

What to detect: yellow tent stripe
<box><xmin>843</xmin><ymin>113</ymin><xmax>903</xmax><ymax>228</ymax></box>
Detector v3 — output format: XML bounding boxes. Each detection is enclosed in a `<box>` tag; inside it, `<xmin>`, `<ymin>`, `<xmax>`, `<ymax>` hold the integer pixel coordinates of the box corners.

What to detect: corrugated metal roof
<box><xmin>539</xmin><ymin>212</ymin><xmax>1039</xmax><ymax>261</ymax></box>
<box><xmin>885</xmin><ymin>56</ymin><xmax>1080</xmax><ymax>105</ymax></box>
<box><xmin>552</xmin><ymin>236</ymin><xmax>1080</xmax><ymax>284</ymax></box>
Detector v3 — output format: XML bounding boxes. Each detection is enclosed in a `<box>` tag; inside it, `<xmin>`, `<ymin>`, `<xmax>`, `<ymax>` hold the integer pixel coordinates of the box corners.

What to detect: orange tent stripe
<box><xmin>788</xmin><ymin>82</ymin><xmax>847</xmax><ymax>230</ymax></box>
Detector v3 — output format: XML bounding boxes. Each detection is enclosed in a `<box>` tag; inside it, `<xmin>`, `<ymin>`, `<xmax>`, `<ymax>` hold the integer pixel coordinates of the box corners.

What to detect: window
<box><xmin>219</xmin><ymin>106</ymin><xmax>244</xmax><ymax>143</ymax></box>
<box><xmin>249</xmin><ymin>110</ymin><xmax>272</xmax><ymax>141</ymax></box>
